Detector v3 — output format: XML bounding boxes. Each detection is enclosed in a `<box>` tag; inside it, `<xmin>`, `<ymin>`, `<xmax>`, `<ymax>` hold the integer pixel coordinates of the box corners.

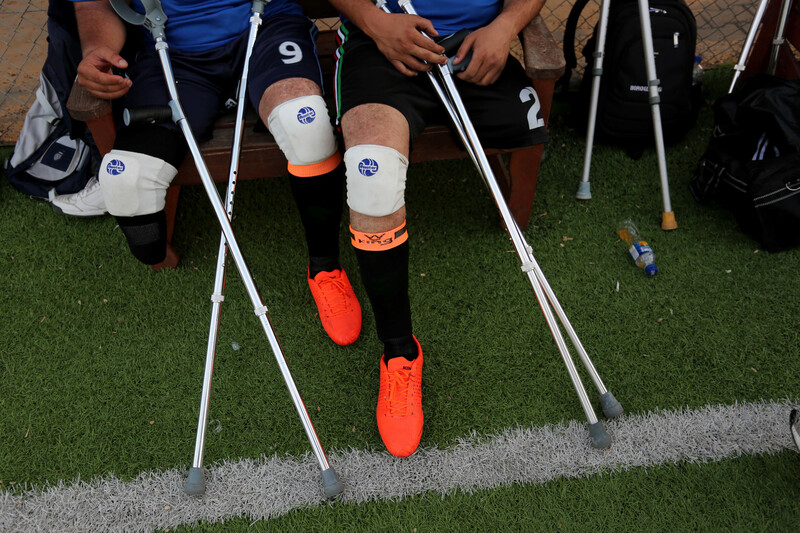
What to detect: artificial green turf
<box><xmin>1</xmin><ymin>66</ymin><xmax>799</xmax><ymax>529</ymax></box>
<box><xmin>171</xmin><ymin>451</ymin><xmax>800</xmax><ymax>532</ymax></box>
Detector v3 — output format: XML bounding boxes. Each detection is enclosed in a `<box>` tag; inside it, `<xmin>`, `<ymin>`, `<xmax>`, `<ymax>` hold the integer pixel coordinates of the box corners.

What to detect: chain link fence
<box><xmin>0</xmin><ymin>0</ymin><xmax>780</xmax><ymax>145</ymax></box>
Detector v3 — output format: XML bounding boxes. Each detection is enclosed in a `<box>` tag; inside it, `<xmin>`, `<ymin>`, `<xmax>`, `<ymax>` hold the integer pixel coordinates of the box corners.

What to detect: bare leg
<box><xmin>341</xmin><ymin>103</ymin><xmax>410</xmax><ymax>232</ymax></box>
<box><xmin>258</xmin><ymin>77</ymin><xmax>322</xmax><ymax>119</ymax></box>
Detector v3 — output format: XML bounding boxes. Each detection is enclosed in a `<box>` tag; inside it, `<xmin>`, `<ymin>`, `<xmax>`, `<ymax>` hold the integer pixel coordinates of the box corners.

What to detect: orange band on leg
<box><xmin>288</xmin><ymin>151</ymin><xmax>342</xmax><ymax>177</ymax></box>
<box><xmin>350</xmin><ymin>221</ymin><xmax>408</xmax><ymax>251</ymax></box>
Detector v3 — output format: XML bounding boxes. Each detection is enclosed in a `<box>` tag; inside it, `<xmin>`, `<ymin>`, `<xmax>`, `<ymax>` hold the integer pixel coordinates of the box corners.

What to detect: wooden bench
<box><xmin>67</xmin><ymin>1</ymin><xmax>565</xmax><ymax>270</ymax></box>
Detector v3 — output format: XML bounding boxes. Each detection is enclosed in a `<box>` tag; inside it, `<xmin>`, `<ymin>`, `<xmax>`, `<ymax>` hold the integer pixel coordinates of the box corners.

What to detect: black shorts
<box><xmin>122</xmin><ymin>14</ymin><xmax>323</xmax><ymax>142</ymax></box>
<box><xmin>334</xmin><ymin>24</ymin><xmax>548</xmax><ymax>150</ymax></box>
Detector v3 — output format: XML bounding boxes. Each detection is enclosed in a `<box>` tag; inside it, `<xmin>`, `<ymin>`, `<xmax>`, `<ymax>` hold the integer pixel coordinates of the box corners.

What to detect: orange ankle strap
<box><xmin>350</xmin><ymin>221</ymin><xmax>408</xmax><ymax>251</ymax></box>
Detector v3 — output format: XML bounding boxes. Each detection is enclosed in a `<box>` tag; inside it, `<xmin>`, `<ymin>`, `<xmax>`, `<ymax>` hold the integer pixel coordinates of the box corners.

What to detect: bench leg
<box><xmin>152</xmin><ymin>185</ymin><xmax>181</xmax><ymax>271</ymax></box>
<box><xmin>500</xmin><ymin>77</ymin><xmax>555</xmax><ymax>229</ymax></box>
<box><xmin>507</xmin><ymin>144</ymin><xmax>544</xmax><ymax>229</ymax></box>
<box><xmin>486</xmin><ymin>152</ymin><xmax>539</xmax><ymax>229</ymax></box>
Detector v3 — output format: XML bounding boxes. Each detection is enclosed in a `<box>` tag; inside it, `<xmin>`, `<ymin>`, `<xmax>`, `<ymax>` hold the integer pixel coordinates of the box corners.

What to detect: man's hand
<box><xmin>362</xmin><ymin>10</ymin><xmax>447</xmax><ymax>76</ymax></box>
<box><xmin>77</xmin><ymin>46</ymin><xmax>132</xmax><ymax>100</ymax></box>
<box><xmin>451</xmin><ymin>18</ymin><xmax>515</xmax><ymax>86</ymax></box>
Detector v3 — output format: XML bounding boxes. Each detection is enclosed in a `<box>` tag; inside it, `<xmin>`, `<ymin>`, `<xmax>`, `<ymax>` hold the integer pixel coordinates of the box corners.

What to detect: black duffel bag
<box><xmin>691</xmin><ymin>75</ymin><xmax>800</xmax><ymax>252</ymax></box>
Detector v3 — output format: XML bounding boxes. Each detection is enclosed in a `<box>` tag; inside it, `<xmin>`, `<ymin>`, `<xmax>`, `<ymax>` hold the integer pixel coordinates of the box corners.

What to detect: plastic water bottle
<box><xmin>616</xmin><ymin>220</ymin><xmax>658</xmax><ymax>276</ymax></box>
<box><xmin>692</xmin><ymin>56</ymin><xmax>704</xmax><ymax>87</ymax></box>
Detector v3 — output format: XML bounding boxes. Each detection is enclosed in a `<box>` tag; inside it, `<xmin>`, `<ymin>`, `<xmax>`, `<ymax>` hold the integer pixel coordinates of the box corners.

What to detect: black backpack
<box><xmin>5</xmin><ymin>1</ymin><xmax>99</xmax><ymax>199</ymax></box>
<box><xmin>562</xmin><ymin>0</ymin><xmax>699</xmax><ymax>149</ymax></box>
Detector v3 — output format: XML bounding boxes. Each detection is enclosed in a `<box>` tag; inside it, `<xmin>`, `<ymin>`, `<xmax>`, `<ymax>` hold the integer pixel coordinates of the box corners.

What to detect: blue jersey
<box><xmin>384</xmin><ymin>0</ymin><xmax>501</xmax><ymax>34</ymax></box>
<box><xmin>72</xmin><ymin>0</ymin><xmax>303</xmax><ymax>52</ymax></box>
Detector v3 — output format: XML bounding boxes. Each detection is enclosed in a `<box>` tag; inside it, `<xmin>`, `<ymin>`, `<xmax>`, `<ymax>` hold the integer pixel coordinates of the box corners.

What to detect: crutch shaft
<box><xmin>395</xmin><ymin>0</ymin><xmax>616</xmax><ymax>447</ymax></box>
<box><xmin>155</xmin><ymin>43</ymin><xmax>333</xmax><ymax>474</ymax></box>
<box><xmin>433</xmin><ymin>35</ymin><xmax>603</xmax><ymax>429</ymax></box>
<box><xmin>502</xmin><ymin>217</ymin><xmax>620</xmax><ymax>417</ymax></box>
<box><xmin>730</xmin><ymin>0</ymin><xmax>770</xmax><ymax>92</ymax></box>
<box><xmin>522</xmin><ymin>252</ymin><xmax>608</xmax><ymax>394</ymax></box>
<box><xmin>636</xmin><ymin>0</ymin><xmax>673</xmax><ymax>215</ymax></box>
<box><xmin>577</xmin><ymin>0</ymin><xmax>612</xmax><ymax>199</ymax></box>
<box><xmin>442</xmin><ymin>67</ymin><xmax>603</xmax><ymax>427</ymax></box>
<box><xmin>191</xmin><ymin>236</ymin><xmax>229</xmax><ymax>470</ymax></box>
<box><xmin>768</xmin><ymin>0</ymin><xmax>794</xmax><ymax>74</ymax></box>
<box><xmin>190</xmin><ymin>9</ymin><xmax>259</xmax><ymax>474</ymax></box>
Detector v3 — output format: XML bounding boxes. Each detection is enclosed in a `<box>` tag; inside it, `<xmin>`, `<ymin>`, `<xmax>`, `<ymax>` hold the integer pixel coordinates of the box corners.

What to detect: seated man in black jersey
<box><xmin>328</xmin><ymin>0</ymin><xmax>548</xmax><ymax>456</ymax></box>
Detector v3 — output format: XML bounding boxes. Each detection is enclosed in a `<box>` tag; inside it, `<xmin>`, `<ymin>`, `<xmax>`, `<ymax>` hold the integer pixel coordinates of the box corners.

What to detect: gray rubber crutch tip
<box><xmin>588</xmin><ymin>421</ymin><xmax>612</xmax><ymax>450</ymax></box>
<box><xmin>576</xmin><ymin>181</ymin><xmax>592</xmax><ymax>200</ymax></box>
<box><xmin>599</xmin><ymin>391</ymin><xmax>624</xmax><ymax>418</ymax></box>
<box><xmin>321</xmin><ymin>468</ymin><xmax>344</xmax><ymax>499</ymax></box>
<box><xmin>184</xmin><ymin>467</ymin><xmax>206</xmax><ymax>495</ymax></box>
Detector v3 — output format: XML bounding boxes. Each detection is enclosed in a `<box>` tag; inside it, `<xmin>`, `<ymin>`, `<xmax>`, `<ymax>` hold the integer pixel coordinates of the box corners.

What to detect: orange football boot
<box><xmin>307</xmin><ymin>268</ymin><xmax>362</xmax><ymax>346</ymax></box>
<box><xmin>376</xmin><ymin>337</ymin><xmax>423</xmax><ymax>457</ymax></box>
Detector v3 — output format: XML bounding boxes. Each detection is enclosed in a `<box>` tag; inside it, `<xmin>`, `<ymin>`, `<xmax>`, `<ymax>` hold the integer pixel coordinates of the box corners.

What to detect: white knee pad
<box><xmin>267</xmin><ymin>95</ymin><xmax>337</xmax><ymax>166</ymax></box>
<box><xmin>345</xmin><ymin>144</ymin><xmax>408</xmax><ymax>217</ymax></box>
<box><xmin>99</xmin><ymin>150</ymin><xmax>177</xmax><ymax>217</ymax></box>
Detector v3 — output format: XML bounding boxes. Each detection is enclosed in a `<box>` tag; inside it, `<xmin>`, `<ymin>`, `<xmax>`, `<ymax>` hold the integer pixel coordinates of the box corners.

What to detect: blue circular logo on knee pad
<box><xmin>106</xmin><ymin>159</ymin><xmax>125</xmax><ymax>175</ymax></box>
<box><xmin>297</xmin><ymin>107</ymin><xmax>316</xmax><ymax>124</ymax></box>
<box><xmin>358</xmin><ymin>158</ymin><xmax>379</xmax><ymax>177</ymax></box>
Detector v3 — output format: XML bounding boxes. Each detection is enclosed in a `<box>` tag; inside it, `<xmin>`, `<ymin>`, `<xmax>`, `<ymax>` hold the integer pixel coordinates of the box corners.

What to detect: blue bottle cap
<box><xmin>645</xmin><ymin>264</ymin><xmax>658</xmax><ymax>276</ymax></box>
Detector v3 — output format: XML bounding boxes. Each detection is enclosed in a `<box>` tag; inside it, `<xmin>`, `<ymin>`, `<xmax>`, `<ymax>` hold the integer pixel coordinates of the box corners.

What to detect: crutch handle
<box><xmin>438</xmin><ymin>29</ymin><xmax>469</xmax><ymax>56</ymax></box>
<box><xmin>109</xmin><ymin>0</ymin><xmax>168</xmax><ymax>40</ymax></box>
<box><xmin>123</xmin><ymin>105</ymin><xmax>174</xmax><ymax>126</ymax></box>
<box><xmin>437</xmin><ymin>29</ymin><xmax>473</xmax><ymax>73</ymax></box>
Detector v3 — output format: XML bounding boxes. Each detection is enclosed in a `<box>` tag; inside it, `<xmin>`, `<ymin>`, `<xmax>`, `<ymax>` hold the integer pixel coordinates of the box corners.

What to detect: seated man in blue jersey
<box><xmin>70</xmin><ymin>0</ymin><xmax>361</xmax><ymax>346</ymax></box>
<box><xmin>327</xmin><ymin>0</ymin><xmax>549</xmax><ymax>456</ymax></box>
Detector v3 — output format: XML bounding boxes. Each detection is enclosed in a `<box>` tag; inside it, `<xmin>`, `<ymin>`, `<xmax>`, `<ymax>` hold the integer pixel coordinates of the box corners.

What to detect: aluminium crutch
<box><xmin>108</xmin><ymin>0</ymin><xmax>343</xmax><ymax>498</ymax></box>
<box><xmin>767</xmin><ymin>0</ymin><xmax>794</xmax><ymax>76</ymax></box>
<box><xmin>392</xmin><ymin>0</ymin><xmax>623</xmax><ymax>449</ymax></box>
<box><xmin>185</xmin><ymin>0</ymin><xmax>263</xmax><ymax>496</ymax></box>
<box><xmin>729</xmin><ymin>0</ymin><xmax>770</xmax><ymax>92</ymax></box>
<box><xmin>729</xmin><ymin>0</ymin><xmax>794</xmax><ymax>93</ymax></box>
<box><xmin>575</xmin><ymin>0</ymin><xmax>677</xmax><ymax>231</ymax></box>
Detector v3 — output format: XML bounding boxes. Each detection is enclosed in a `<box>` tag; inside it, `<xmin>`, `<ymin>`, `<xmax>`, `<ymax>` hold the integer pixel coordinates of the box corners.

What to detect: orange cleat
<box><xmin>376</xmin><ymin>337</ymin><xmax>423</xmax><ymax>457</ymax></box>
<box><xmin>307</xmin><ymin>268</ymin><xmax>362</xmax><ymax>346</ymax></box>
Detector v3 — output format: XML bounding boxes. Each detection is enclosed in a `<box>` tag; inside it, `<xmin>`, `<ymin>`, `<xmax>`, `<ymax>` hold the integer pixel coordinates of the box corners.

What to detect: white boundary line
<box><xmin>1</xmin><ymin>399</ymin><xmax>797</xmax><ymax>533</ymax></box>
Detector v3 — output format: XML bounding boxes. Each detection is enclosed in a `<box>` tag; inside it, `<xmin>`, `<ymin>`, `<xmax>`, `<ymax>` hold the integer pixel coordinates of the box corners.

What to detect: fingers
<box><xmin>400</xmin><ymin>16</ymin><xmax>446</xmax><ymax>66</ymax></box>
<box><xmin>454</xmin><ymin>35</ymin><xmax>505</xmax><ymax>86</ymax></box>
<box><xmin>79</xmin><ymin>79</ymin><xmax>131</xmax><ymax>100</ymax></box>
<box><xmin>86</xmin><ymin>46</ymin><xmax>128</xmax><ymax>71</ymax></box>
<box><xmin>413</xmin><ymin>15</ymin><xmax>439</xmax><ymax>39</ymax></box>
<box><xmin>77</xmin><ymin>47</ymin><xmax>131</xmax><ymax>99</ymax></box>
<box><xmin>390</xmin><ymin>59</ymin><xmax>419</xmax><ymax>77</ymax></box>
<box><xmin>371</xmin><ymin>13</ymin><xmax>446</xmax><ymax>73</ymax></box>
<box><xmin>458</xmin><ymin>61</ymin><xmax>503</xmax><ymax>86</ymax></box>
<box><xmin>451</xmin><ymin>37</ymin><xmax>474</xmax><ymax>69</ymax></box>
<box><xmin>77</xmin><ymin>63</ymin><xmax>131</xmax><ymax>99</ymax></box>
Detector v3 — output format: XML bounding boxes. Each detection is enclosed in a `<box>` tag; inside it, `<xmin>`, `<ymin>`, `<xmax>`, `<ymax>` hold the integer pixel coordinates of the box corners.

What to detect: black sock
<box><xmin>354</xmin><ymin>241</ymin><xmax>413</xmax><ymax>354</ymax></box>
<box><xmin>289</xmin><ymin>163</ymin><xmax>344</xmax><ymax>277</ymax></box>
<box><xmin>309</xmin><ymin>255</ymin><xmax>341</xmax><ymax>277</ymax></box>
<box><xmin>383</xmin><ymin>335</ymin><xmax>418</xmax><ymax>362</ymax></box>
